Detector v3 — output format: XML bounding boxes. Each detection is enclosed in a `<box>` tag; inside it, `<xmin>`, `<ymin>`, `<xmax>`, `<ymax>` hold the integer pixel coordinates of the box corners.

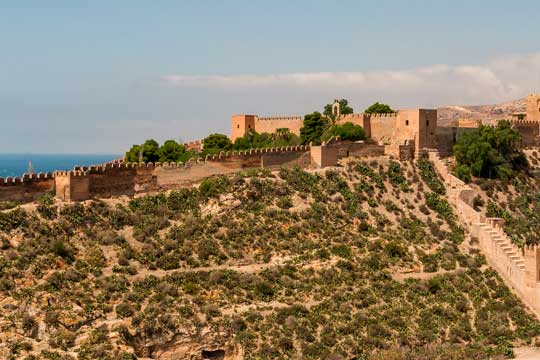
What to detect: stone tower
<box><xmin>527</xmin><ymin>94</ymin><xmax>540</xmax><ymax>122</ymax></box>
<box><xmin>231</xmin><ymin>115</ymin><xmax>256</xmax><ymax>142</ymax></box>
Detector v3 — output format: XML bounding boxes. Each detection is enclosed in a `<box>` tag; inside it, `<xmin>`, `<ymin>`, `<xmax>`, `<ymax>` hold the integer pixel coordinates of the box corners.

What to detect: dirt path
<box><xmin>391</xmin><ymin>268</ymin><xmax>459</xmax><ymax>282</ymax></box>
<box><xmin>514</xmin><ymin>347</ymin><xmax>540</xmax><ymax>359</ymax></box>
<box><xmin>131</xmin><ymin>256</ymin><xmax>338</xmax><ymax>280</ymax></box>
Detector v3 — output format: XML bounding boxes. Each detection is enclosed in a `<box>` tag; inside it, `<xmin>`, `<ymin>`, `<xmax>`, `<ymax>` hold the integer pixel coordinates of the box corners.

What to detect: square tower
<box><xmin>527</xmin><ymin>94</ymin><xmax>540</xmax><ymax>122</ymax></box>
<box><xmin>395</xmin><ymin>109</ymin><xmax>437</xmax><ymax>154</ymax></box>
<box><xmin>231</xmin><ymin>115</ymin><xmax>256</xmax><ymax>142</ymax></box>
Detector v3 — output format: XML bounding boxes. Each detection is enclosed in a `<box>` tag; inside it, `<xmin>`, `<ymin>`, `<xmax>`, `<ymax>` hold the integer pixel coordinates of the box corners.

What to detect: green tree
<box><xmin>158</xmin><ymin>140</ymin><xmax>189</xmax><ymax>163</ymax></box>
<box><xmin>125</xmin><ymin>144</ymin><xmax>142</xmax><ymax>163</ymax></box>
<box><xmin>324</xmin><ymin>122</ymin><xmax>366</xmax><ymax>142</ymax></box>
<box><xmin>453</xmin><ymin>120</ymin><xmax>528</xmax><ymax>181</ymax></box>
<box><xmin>142</xmin><ymin>139</ymin><xmax>160</xmax><ymax>163</ymax></box>
<box><xmin>270</xmin><ymin>128</ymin><xmax>300</xmax><ymax>147</ymax></box>
<box><xmin>203</xmin><ymin>133</ymin><xmax>233</xmax><ymax>154</ymax></box>
<box><xmin>233</xmin><ymin>128</ymin><xmax>299</xmax><ymax>150</ymax></box>
<box><xmin>364</xmin><ymin>102</ymin><xmax>395</xmax><ymax>114</ymax></box>
<box><xmin>300</xmin><ymin>112</ymin><xmax>328</xmax><ymax>145</ymax></box>
<box><xmin>125</xmin><ymin>140</ymin><xmax>160</xmax><ymax>163</ymax></box>
<box><xmin>323</xmin><ymin>99</ymin><xmax>354</xmax><ymax>119</ymax></box>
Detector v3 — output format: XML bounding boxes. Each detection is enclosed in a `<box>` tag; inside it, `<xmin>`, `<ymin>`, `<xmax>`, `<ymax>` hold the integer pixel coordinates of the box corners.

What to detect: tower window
<box><xmin>426</xmin><ymin>120</ymin><xmax>429</xmax><ymax>126</ymax></box>
<box><xmin>248</xmin><ymin>125</ymin><xmax>251</xmax><ymax>129</ymax></box>
<box><xmin>237</xmin><ymin>124</ymin><xmax>240</xmax><ymax>129</ymax></box>
<box><xmin>405</xmin><ymin>120</ymin><xmax>409</xmax><ymax>126</ymax></box>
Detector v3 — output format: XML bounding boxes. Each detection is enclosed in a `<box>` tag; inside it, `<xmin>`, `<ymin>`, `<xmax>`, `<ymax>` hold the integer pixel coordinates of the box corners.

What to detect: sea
<box><xmin>0</xmin><ymin>154</ymin><xmax>120</xmax><ymax>178</ymax></box>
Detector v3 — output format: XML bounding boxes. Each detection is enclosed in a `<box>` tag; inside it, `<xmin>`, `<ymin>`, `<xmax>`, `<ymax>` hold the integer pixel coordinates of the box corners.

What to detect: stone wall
<box><xmin>261</xmin><ymin>151</ymin><xmax>311</xmax><ymax>169</ymax></box>
<box><xmin>510</xmin><ymin>120</ymin><xmax>540</xmax><ymax>147</ymax></box>
<box><xmin>366</xmin><ymin>113</ymin><xmax>398</xmax><ymax>143</ymax></box>
<box><xmin>231</xmin><ymin>115</ymin><xmax>256</xmax><ymax>142</ymax></box>
<box><xmin>0</xmin><ymin>173</ymin><xmax>55</xmax><ymax>202</ymax></box>
<box><xmin>428</xmin><ymin>150</ymin><xmax>540</xmax><ymax>319</ymax></box>
<box><xmin>435</xmin><ymin>127</ymin><xmax>479</xmax><ymax>157</ymax></box>
<box><xmin>55</xmin><ymin>146</ymin><xmax>311</xmax><ymax>201</ymax></box>
<box><xmin>55</xmin><ymin>171</ymin><xmax>90</xmax><ymax>201</ymax></box>
<box><xmin>255</xmin><ymin>116</ymin><xmax>304</xmax><ymax>136</ymax></box>
<box><xmin>311</xmin><ymin>140</ymin><xmax>386</xmax><ymax>168</ymax></box>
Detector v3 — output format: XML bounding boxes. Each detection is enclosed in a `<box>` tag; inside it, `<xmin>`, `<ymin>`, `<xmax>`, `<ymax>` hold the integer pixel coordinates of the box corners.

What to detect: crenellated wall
<box><xmin>0</xmin><ymin>173</ymin><xmax>55</xmax><ymax>202</ymax></box>
<box><xmin>364</xmin><ymin>113</ymin><xmax>398</xmax><ymax>143</ymax></box>
<box><xmin>427</xmin><ymin>150</ymin><xmax>540</xmax><ymax>319</ymax></box>
<box><xmin>311</xmin><ymin>139</ymin><xmax>387</xmax><ymax>168</ymax></box>
<box><xmin>255</xmin><ymin>116</ymin><xmax>304</xmax><ymax>136</ymax></box>
<box><xmin>55</xmin><ymin>146</ymin><xmax>312</xmax><ymax>201</ymax></box>
<box><xmin>509</xmin><ymin>119</ymin><xmax>540</xmax><ymax>147</ymax></box>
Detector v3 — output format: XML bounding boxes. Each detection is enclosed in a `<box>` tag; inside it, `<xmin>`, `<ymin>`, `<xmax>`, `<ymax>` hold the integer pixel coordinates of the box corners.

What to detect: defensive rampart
<box><xmin>0</xmin><ymin>173</ymin><xmax>55</xmax><ymax>202</ymax></box>
<box><xmin>255</xmin><ymin>116</ymin><xmax>304</xmax><ymax>135</ymax></box>
<box><xmin>427</xmin><ymin>150</ymin><xmax>540</xmax><ymax>319</ymax></box>
<box><xmin>55</xmin><ymin>146</ymin><xmax>312</xmax><ymax>201</ymax></box>
<box><xmin>509</xmin><ymin>119</ymin><xmax>540</xmax><ymax>148</ymax></box>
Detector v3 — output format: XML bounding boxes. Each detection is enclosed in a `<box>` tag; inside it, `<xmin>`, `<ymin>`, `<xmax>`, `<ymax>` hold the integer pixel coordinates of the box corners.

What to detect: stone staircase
<box><xmin>425</xmin><ymin>149</ymin><xmax>539</xmax><ymax>318</ymax></box>
<box><xmin>476</xmin><ymin>220</ymin><xmax>526</xmax><ymax>271</ymax></box>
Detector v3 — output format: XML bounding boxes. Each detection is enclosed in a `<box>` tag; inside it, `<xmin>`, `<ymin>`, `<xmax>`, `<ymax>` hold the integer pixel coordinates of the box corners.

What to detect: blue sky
<box><xmin>1</xmin><ymin>0</ymin><xmax>540</xmax><ymax>153</ymax></box>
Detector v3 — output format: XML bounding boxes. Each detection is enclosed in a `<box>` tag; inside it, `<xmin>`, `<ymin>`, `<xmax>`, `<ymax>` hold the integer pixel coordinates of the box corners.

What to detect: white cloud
<box><xmin>161</xmin><ymin>52</ymin><xmax>540</xmax><ymax>107</ymax></box>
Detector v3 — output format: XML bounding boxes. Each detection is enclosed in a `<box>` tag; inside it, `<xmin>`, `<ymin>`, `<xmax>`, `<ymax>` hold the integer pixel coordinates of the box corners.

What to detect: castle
<box><xmin>232</xmin><ymin>94</ymin><xmax>540</xmax><ymax>153</ymax></box>
<box><xmin>1</xmin><ymin>94</ymin><xmax>540</xmax><ymax>319</ymax></box>
<box><xmin>1</xmin><ymin>94</ymin><xmax>539</xmax><ymax>204</ymax></box>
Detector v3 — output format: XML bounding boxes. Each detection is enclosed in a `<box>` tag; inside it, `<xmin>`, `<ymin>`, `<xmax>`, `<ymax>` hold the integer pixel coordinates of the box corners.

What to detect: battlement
<box><xmin>366</xmin><ymin>112</ymin><xmax>398</xmax><ymax>119</ymax></box>
<box><xmin>54</xmin><ymin>170</ymin><xmax>89</xmax><ymax>177</ymax></box>
<box><xmin>0</xmin><ymin>172</ymin><xmax>55</xmax><ymax>186</ymax></box>
<box><xmin>257</xmin><ymin>116</ymin><xmax>303</xmax><ymax>122</ymax></box>
<box><xmin>53</xmin><ymin>144</ymin><xmax>312</xmax><ymax>201</ymax></box>
<box><xmin>509</xmin><ymin>119</ymin><xmax>540</xmax><ymax>126</ymax></box>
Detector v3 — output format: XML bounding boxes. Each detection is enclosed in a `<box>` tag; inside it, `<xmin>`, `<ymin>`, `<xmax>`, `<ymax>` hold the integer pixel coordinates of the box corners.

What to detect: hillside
<box><xmin>1</xmin><ymin>158</ymin><xmax>540</xmax><ymax>360</ymax></box>
<box><xmin>437</xmin><ymin>98</ymin><xmax>526</xmax><ymax>126</ymax></box>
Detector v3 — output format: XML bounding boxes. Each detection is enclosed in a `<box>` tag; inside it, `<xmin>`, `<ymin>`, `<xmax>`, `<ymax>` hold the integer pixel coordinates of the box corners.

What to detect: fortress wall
<box><xmin>255</xmin><ymin>116</ymin><xmax>304</xmax><ymax>135</ymax></box>
<box><xmin>510</xmin><ymin>120</ymin><xmax>540</xmax><ymax>147</ymax></box>
<box><xmin>88</xmin><ymin>166</ymin><xmax>140</xmax><ymax>198</ymax></box>
<box><xmin>347</xmin><ymin>143</ymin><xmax>385</xmax><ymax>158</ymax></box>
<box><xmin>366</xmin><ymin>113</ymin><xmax>397</xmax><ymax>143</ymax></box>
<box><xmin>311</xmin><ymin>141</ymin><xmax>385</xmax><ymax>168</ymax></box>
<box><xmin>428</xmin><ymin>150</ymin><xmax>540</xmax><ymax>319</ymax></box>
<box><xmin>474</xmin><ymin>220</ymin><xmax>528</xmax><ymax>305</ymax></box>
<box><xmin>54</xmin><ymin>146</ymin><xmax>312</xmax><ymax>200</ymax></box>
<box><xmin>384</xmin><ymin>144</ymin><xmax>413</xmax><ymax>160</ymax></box>
<box><xmin>0</xmin><ymin>174</ymin><xmax>55</xmax><ymax>202</ymax></box>
<box><xmin>155</xmin><ymin>154</ymin><xmax>262</xmax><ymax>188</ymax></box>
<box><xmin>338</xmin><ymin>113</ymin><xmax>367</xmax><ymax>132</ymax></box>
<box><xmin>261</xmin><ymin>151</ymin><xmax>311</xmax><ymax>169</ymax></box>
<box><xmin>54</xmin><ymin>171</ymin><xmax>90</xmax><ymax>201</ymax></box>
<box><xmin>435</xmin><ymin>127</ymin><xmax>478</xmax><ymax>157</ymax></box>
<box><xmin>310</xmin><ymin>145</ymin><xmax>338</xmax><ymax>168</ymax></box>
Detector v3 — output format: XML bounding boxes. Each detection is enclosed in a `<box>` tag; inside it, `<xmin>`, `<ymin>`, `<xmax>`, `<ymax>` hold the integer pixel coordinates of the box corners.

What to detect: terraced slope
<box><xmin>1</xmin><ymin>159</ymin><xmax>539</xmax><ymax>360</ymax></box>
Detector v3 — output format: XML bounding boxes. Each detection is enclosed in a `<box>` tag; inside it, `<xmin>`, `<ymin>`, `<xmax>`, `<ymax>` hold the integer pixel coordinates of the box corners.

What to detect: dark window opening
<box><xmin>202</xmin><ymin>350</ymin><xmax>225</xmax><ymax>360</ymax></box>
<box><xmin>237</xmin><ymin>124</ymin><xmax>240</xmax><ymax>129</ymax></box>
<box><xmin>248</xmin><ymin>125</ymin><xmax>251</xmax><ymax>129</ymax></box>
<box><xmin>426</xmin><ymin>120</ymin><xmax>429</xmax><ymax>126</ymax></box>
<box><xmin>405</xmin><ymin>120</ymin><xmax>409</xmax><ymax>126</ymax></box>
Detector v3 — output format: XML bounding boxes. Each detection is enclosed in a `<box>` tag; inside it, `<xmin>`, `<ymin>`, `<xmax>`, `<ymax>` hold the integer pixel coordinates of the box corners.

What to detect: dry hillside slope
<box><xmin>1</xmin><ymin>158</ymin><xmax>539</xmax><ymax>360</ymax></box>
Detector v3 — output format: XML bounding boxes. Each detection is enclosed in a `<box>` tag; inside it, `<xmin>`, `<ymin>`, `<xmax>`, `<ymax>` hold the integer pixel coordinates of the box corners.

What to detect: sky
<box><xmin>1</xmin><ymin>0</ymin><xmax>540</xmax><ymax>154</ymax></box>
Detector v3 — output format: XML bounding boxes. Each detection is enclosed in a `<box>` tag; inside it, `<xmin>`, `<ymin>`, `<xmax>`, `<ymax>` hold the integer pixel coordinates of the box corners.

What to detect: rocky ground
<box><xmin>437</xmin><ymin>98</ymin><xmax>526</xmax><ymax>126</ymax></box>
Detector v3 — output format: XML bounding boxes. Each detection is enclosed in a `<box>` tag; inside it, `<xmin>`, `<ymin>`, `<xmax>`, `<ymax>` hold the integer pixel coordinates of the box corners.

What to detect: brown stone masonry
<box><xmin>0</xmin><ymin>173</ymin><xmax>55</xmax><ymax>202</ymax></box>
<box><xmin>55</xmin><ymin>146</ymin><xmax>312</xmax><ymax>201</ymax></box>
